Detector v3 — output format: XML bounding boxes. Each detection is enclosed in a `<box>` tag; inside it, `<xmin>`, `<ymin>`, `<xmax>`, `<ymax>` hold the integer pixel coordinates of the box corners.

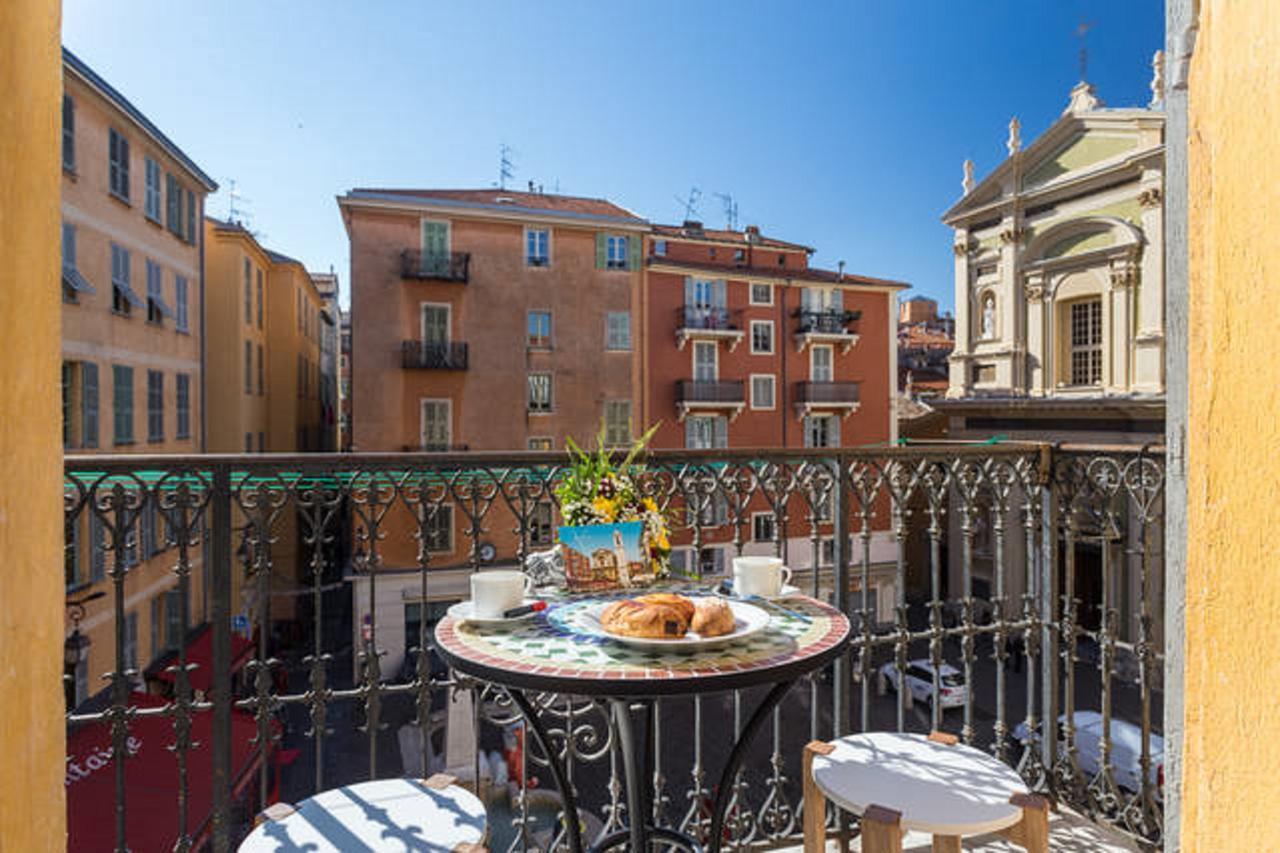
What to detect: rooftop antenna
<box><xmin>1075</xmin><ymin>19</ymin><xmax>1094</xmax><ymax>82</ymax></box>
<box><xmin>227</xmin><ymin>179</ymin><xmax>250</xmax><ymax>226</ymax></box>
<box><xmin>713</xmin><ymin>192</ymin><xmax>739</xmax><ymax>230</ymax></box>
<box><xmin>498</xmin><ymin>143</ymin><xmax>515</xmax><ymax>190</ymax></box>
<box><xmin>675</xmin><ymin>186</ymin><xmax>701</xmax><ymax>222</ymax></box>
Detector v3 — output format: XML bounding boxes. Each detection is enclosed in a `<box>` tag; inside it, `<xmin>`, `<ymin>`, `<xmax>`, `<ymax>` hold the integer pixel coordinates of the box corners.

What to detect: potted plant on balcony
<box><xmin>551</xmin><ymin>423</ymin><xmax>672</xmax><ymax>591</ymax></box>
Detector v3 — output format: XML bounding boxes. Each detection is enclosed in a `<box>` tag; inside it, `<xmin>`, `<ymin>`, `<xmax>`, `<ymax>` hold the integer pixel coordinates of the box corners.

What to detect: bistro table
<box><xmin>237</xmin><ymin>775</ymin><xmax>487</xmax><ymax>852</ymax></box>
<box><xmin>434</xmin><ymin>589</ymin><xmax>851</xmax><ymax>853</ymax></box>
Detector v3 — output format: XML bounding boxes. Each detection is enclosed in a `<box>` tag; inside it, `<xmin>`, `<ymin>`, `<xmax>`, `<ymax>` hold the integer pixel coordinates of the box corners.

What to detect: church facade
<box><xmin>929</xmin><ymin>67</ymin><xmax>1167</xmax><ymax>651</ymax></box>
<box><xmin>938</xmin><ymin>71</ymin><xmax>1165</xmax><ymax>443</ymax></box>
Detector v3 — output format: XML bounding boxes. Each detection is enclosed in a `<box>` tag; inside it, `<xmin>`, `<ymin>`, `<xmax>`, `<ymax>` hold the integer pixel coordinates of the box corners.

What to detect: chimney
<box><xmin>527</xmin><ymin>180</ymin><xmax>535</xmax><ymax>192</ymax></box>
<box><xmin>745</xmin><ymin>224</ymin><xmax>760</xmax><ymax>242</ymax></box>
<box><xmin>838</xmin><ymin>260</ymin><xmax>846</xmax><ymax>281</ymax></box>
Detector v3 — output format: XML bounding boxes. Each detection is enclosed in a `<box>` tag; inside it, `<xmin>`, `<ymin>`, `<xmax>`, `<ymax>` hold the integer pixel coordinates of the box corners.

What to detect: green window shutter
<box><xmin>595</xmin><ymin>233</ymin><xmax>607</xmax><ymax>269</ymax></box>
<box><xmin>684</xmin><ymin>276</ymin><xmax>694</xmax><ymax>306</ymax></box>
<box><xmin>628</xmin><ymin>235</ymin><xmax>640</xmax><ymax>270</ymax></box>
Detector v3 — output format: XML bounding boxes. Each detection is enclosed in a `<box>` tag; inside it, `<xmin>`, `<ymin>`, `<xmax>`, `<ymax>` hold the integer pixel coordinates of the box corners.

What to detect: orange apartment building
<box><xmin>337</xmin><ymin>187</ymin><xmax>647</xmax><ymax>673</ymax></box>
<box><xmin>203</xmin><ymin>217</ymin><xmax>329</xmax><ymax>629</ymax></box>
<box><xmin>641</xmin><ymin>221</ymin><xmax>907</xmax><ymax>620</ymax></box>
<box><xmin>59</xmin><ymin>48</ymin><xmax>217</xmax><ymax>706</ymax></box>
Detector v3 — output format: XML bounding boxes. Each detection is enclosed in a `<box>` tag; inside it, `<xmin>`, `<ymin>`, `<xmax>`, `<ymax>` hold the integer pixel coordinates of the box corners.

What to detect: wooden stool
<box><xmin>240</xmin><ymin>774</ymin><xmax>488</xmax><ymax>852</ymax></box>
<box><xmin>803</xmin><ymin>732</ymin><xmax>1049</xmax><ymax>853</ymax></box>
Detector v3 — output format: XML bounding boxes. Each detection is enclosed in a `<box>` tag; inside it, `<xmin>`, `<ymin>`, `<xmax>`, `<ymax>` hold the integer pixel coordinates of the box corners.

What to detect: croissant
<box><xmin>601</xmin><ymin>597</ymin><xmax>691</xmax><ymax>639</ymax></box>
<box><xmin>691</xmin><ymin>599</ymin><xmax>735</xmax><ymax>637</ymax></box>
<box><xmin>634</xmin><ymin>593</ymin><xmax>696</xmax><ymax>625</ymax></box>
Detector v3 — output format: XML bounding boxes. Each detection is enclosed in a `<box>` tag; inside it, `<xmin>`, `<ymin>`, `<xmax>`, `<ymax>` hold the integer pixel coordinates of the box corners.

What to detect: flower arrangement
<box><xmin>555</xmin><ymin>422</ymin><xmax>671</xmax><ymax>575</ymax></box>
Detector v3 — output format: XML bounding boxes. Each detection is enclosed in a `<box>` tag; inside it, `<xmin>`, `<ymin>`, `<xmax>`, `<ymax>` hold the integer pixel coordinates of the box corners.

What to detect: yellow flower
<box><xmin>656</xmin><ymin>531</ymin><xmax>670</xmax><ymax>551</ymax></box>
<box><xmin>592</xmin><ymin>496</ymin><xmax>616</xmax><ymax>521</ymax></box>
<box><xmin>643</xmin><ymin>497</ymin><xmax>658</xmax><ymax>513</ymax></box>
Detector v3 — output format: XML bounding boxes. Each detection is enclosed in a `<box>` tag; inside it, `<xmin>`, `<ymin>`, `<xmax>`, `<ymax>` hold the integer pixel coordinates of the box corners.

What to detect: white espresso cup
<box><xmin>470</xmin><ymin>570</ymin><xmax>533</xmax><ymax>618</ymax></box>
<box><xmin>733</xmin><ymin>556</ymin><xmax>792</xmax><ymax>598</ymax></box>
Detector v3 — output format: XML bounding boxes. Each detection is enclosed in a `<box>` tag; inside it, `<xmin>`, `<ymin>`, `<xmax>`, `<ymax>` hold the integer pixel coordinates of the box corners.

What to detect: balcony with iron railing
<box><xmin>675</xmin><ymin>378</ymin><xmax>747</xmax><ymax>420</ymax></box>
<box><xmin>793</xmin><ymin>308</ymin><xmax>861</xmax><ymax>353</ymax></box>
<box><xmin>61</xmin><ymin>445</ymin><xmax>1164</xmax><ymax>851</ymax></box>
<box><xmin>675</xmin><ymin>305</ymin><xmax>745</xmax><ymax>351</ymax></box>
<box><xmin>795</xmin><ymin>380</ymin><xmax>861</xmax><ymax>417</ymax></box>
<box><xmin>399</xmin><ymin>249</ymin><xmax>471</xmax><ymax>282</ymax></box>
<box><xmin>401</xmin><ymin>340</ymin><xmax>469</xmax><ymax>370</ymax></box>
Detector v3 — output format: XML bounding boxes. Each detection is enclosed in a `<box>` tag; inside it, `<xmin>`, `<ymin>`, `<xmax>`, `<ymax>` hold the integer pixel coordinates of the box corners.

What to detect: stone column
<box><xmin>1135</xmin><ymin>180</ymin><xmax>1166</xmax><ymax>392</ymax></box>
<box><xmin>0</xmin><ymin>1</ymin><xmax>67</xmax><ymax>850</ymax></box>
<box><xmin>948</xmin><ymin>229</ymin><xmax>972</xmax><ymax>397</ymax></box>
<box><xmin>1024</xmin><ymin>272</ymin><xmax>1047</xmax><ymax>395</ymax></box>
<box><xmin>1109</xmin><ymin>259</ymin><xmax>1135</xmax><ymax>391</ymax></box>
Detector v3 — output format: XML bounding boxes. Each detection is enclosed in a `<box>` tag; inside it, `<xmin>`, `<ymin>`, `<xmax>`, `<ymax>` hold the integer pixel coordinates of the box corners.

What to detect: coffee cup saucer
<box><xmin>448</xmin><ymin>598</ymin><xmax>541</xmax><ymax>626</ymax></box>
<box><xmin>731</xmin><ymin>582</ymin><xmax>801</xmax><ymax>601</ymax></box>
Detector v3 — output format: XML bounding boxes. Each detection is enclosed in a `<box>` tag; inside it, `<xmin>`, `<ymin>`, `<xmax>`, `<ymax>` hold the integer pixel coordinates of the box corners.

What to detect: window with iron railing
<box><xmin>528</xmin><ymin>373</ymin><xmax>553</xmax><ymax>413</ymax></box>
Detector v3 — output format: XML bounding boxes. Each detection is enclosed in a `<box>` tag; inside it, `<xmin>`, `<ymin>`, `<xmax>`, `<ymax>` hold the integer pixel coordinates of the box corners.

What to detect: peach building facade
<box><xmin>641</xmin><ymin>222</ymin><xmax>907</xmax><ymax>618</ymax></box>
<box><xmin>339</xmin><ymin>188</ymin><xmax>647</xmax><ymax>673</ymax></box>
<box><xmin>60</xmin><ymin>48</ymin><xmax>217</xmax><ymax>705</ymax></box>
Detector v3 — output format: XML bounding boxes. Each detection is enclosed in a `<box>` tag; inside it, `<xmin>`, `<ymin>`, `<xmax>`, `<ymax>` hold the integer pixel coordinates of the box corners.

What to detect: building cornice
<box><xmin>337</xmin><ymin>192</ymin><xmax>651</xmax><ymax>233</ymax></box>
<box><xmin>646</xmin><ymin>260</ymin><xmax>910</xmax><ymax>292</ymax></box>
<box><xmin>63</xmin><ymin>48</ymin><xmax>218</xmax><ymax>192</ymax></box>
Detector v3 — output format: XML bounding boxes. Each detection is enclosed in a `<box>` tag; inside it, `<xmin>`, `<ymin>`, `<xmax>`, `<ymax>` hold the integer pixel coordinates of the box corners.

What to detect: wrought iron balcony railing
<box><xmin>676</xmin><ymin>379</ymin><xmax>746</xmax><ymax>404</ymax></box>
<box><xmin>796</xmin><ymin>380</ymin><xmax>861</xmax><ymax>404</ymax></box>
<box><xmin>61</xmin><ymin>445</ymin><xmax>1167</xmax><ymax>851</ymax></box>
<box><xmin>399</xmin><ymin>249</ymin><xmax>470</xmax><ymax>282</ymax></box>
<box><xmin>676</xmin><ymin>305</ymin><xmax>742</xmax><ymax>331</ymax></box>
<box><xmin>401</xmin><ymin>340</ymin><xmax>468</xmax><ymax>370</ymax></box>
<box><xmin>795</xmin><ymin>308</ymin><xmax>861</xmax><ymax>335</ymax></box>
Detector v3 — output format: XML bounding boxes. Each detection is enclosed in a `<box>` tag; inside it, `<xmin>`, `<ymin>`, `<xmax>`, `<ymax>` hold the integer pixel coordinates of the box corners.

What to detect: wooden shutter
<box><xmin>831</xmin><ymin>288</ymin><xmax>843</xmax><ymax>312</ymax></box>
<box><xmin>684</xmin><ymin>276</ymin><xmax>694</xmax><ymax>307</ymax></box>
<box><xmin>82</xmin><ymin>362</ymin><xmax>98</xmax><ymax>448</ymax></box>
<box><xmin>713</xmin><ymin>279</ymin><xmax>726</xmax><ymax>308</ymax></box>
<box><xmin>595</xmin><ymin>233</ymin><xmax>607</xmax><ymax>269</ymax></box>
<box><xmin>628</xmin><ymin>235</ymin><xmax>640</xmax><ymax>270</ymax></box>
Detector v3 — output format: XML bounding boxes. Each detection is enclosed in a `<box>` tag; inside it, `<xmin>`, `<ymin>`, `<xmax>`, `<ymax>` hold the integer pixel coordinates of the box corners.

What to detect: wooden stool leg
<box><xmin>861</xmin><ymin>805</ymin><xmax>904</xmax><ymax>853</ymax></box>
<box><xmin>998</xmin><ymin>793</ymin><xmax>1050</xmax><ymax>852</ymax></box>
<box><xmin>803</xmin><ymin>741</ymin><xmax>835</xmax><ymax>853</ymax></box>
<box><xmin>931</xmin><ymin>835</ymin><xmax>962</xmax><ymax>852</ymax></box>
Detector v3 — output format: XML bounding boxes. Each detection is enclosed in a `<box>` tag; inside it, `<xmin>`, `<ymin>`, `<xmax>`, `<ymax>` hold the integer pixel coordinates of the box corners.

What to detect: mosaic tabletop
<box><xmin>434</xmin><ymin>588</ymin><xmax>850</xmax><ymax>697</ymax></box>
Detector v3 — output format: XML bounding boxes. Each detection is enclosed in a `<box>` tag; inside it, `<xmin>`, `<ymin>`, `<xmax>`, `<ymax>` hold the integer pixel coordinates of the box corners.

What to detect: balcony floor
<box><xmin>776</xmin><ymin>805</ymin><xmax>1141</xmax><ymax>851</ymax></box>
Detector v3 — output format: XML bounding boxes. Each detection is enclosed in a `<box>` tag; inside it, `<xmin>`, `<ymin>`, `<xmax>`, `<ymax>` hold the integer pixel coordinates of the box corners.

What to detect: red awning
<box><xmin>67</xmin><ymin>693</ymin><xmax>267</xmax><ymax>852</ymax></box>
<box><xmin>152</xmin><ymin>626</ymin><xmax>256</xmax><ymax>694</ymax></box>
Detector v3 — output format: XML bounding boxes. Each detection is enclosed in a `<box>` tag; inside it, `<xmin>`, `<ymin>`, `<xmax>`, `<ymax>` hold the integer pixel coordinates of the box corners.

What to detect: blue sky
<box><xmin>63</xmin><ymin>1</ymin><xmax>1162</xmax><ymax>311</ymax></box>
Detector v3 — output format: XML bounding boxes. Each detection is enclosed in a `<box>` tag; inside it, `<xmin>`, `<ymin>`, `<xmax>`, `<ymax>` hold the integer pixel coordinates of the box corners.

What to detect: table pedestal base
<box><xmin>507</xmin><ymin>681</ymin><xmax>795</xmax><ymax>853</ymax></box>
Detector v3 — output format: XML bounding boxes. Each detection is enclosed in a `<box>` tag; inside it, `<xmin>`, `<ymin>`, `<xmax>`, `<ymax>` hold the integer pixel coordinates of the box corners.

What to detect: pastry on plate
<box><xmin>600</xmin><ymin>597</ymin><xmax>691</xmax><ymax>639</ymax></box>
<box><xmin>633</xmin><ymin>592</ymin><xmax>696</xmax><ymax>625</ymax></box>
<box><xmin>691</xmin><ymin>599</ymin><xmax>735</xmax><ymax>637</ymax></box>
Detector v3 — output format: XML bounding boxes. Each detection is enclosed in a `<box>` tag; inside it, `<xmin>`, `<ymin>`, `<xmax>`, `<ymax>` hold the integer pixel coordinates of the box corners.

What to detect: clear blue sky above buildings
<box><xmin>63</xmin><ymin>1</ymin><xmax>1163</xmax><ymax>311</ymax></box>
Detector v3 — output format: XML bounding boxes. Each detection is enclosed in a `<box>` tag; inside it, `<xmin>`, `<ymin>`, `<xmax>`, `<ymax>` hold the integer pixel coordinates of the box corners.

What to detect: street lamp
<box><xmin>65</xmin><ymin>590</ymin><xmax>106</xmax><ymax>710</ymax></box>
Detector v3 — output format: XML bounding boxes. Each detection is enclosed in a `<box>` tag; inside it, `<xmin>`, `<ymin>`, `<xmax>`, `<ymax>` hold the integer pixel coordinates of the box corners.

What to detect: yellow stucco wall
<box><xmin>1182</xmin><ymin>1</ymin><xmax>1280</xmax><ymax>848</ymax></box>
<box><xmin>0</xmin><ymin>1</ymin><xmax>67</xmax><ymax>849</ymax></box>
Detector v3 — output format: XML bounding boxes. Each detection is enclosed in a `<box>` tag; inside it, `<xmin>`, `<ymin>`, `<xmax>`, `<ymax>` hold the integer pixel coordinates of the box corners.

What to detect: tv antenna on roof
<box><xmin>674</xmin><ymin>187</ymin><xmax>701</xmax><ymax>221</ymax></box>
<box><xmin>1075</xmin><ymin>19</ymin><xmax>1094</xmax><ymax>81</ymax></box>
<box><xmin>498</xmin><ymin>143</ymin><xmax>515</xmax><ymax>190</ymax></box>
<box><xmin>713</xmin><ymin>192</ymin><xmax>739</xmax><ymax>230</ymax></box>
<box><xmin>227</xmin><ymin>179</ymin><xmax>251</xmax><ymax>226</ymax></box>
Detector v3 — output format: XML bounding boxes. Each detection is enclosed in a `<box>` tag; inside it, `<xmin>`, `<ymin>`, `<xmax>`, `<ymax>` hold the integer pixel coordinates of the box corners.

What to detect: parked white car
<box><xmin>877</xmin><ymin>659</ymin><xmax>967</xmax><ymax>710</ymax></box>
<box><xmin>1012</xmin><ymin>711</ymin><xmax>1164</xmax><ymax>799</ymax></box>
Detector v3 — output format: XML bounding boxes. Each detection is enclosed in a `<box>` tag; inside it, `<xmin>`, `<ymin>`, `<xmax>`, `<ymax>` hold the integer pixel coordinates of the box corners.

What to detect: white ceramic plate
<box><xmin>448</xmin><ymin>599</ymin><xmax>542</xmax><ymax>627</ymax></box>
<box><xmin>732</xmin><ymin>582</ymin><xmax>802</xmax><ymax>601</ymax></box>
<box><xmin>572</xmin><ymin>597</ymin><xmax>771</xmax><ymax>652</ymax></box>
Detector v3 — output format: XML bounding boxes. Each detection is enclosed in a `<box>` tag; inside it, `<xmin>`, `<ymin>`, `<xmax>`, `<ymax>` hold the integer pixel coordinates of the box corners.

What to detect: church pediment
<box><xmin>1021</xmin><ymin>130</ymin><xmax>1139</xmax><ymax>191</ymax></box>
